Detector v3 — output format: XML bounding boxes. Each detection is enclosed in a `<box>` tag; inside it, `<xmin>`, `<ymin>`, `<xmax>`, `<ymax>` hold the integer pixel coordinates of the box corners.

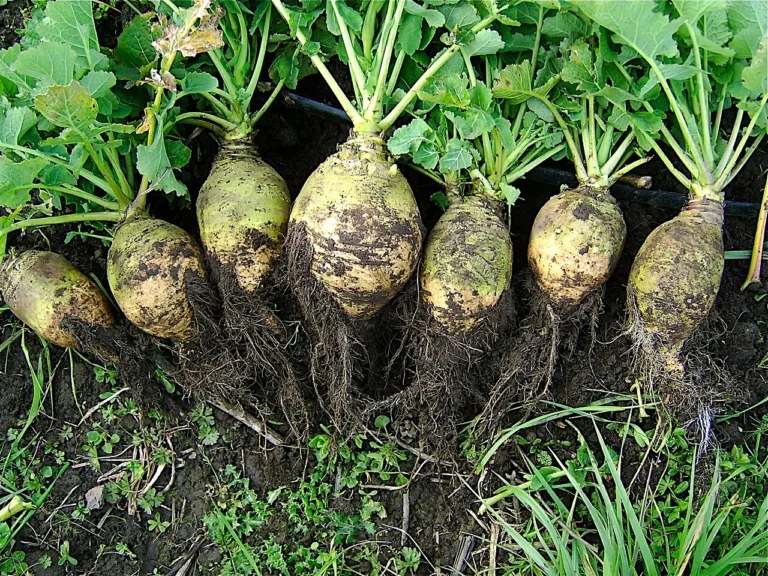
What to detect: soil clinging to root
<box><xmin>475</xmin><ymin>273</ymin><xmax>604</xmax><ymax>441</ymax></box>
<box><xmin>364</xmin><ymin>284</ymin><xmax>517</xmax><ymax>455</ymax></box>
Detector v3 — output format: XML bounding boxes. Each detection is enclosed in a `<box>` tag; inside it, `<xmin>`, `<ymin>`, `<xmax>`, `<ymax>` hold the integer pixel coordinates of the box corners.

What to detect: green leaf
<box><xmin>388</xmin><ymin>118</ymin><xmax>433</xmax><ymax>156</ymax></box>
<box><xmin>114</xmin><ymin>13</ymin><xmax>158</xmax><ymax>81</ymax></box>
<box><xmin>34</xmin><ymin>82</ymin><xmax>98</xmax><ymax>132</ymax></box>
<box><xmin>419</xmin><ymin>74</ymin><xmax>471</xmax><ymax>107</ymax></box>
<box><xmin>572</xmin><ymin>0</ymin><xmax>683</xmax><ymax>60</ymax></box>
<box><xmin>527</xmin><ymin>98</ymin><xmax>554</xmax><ymax>122</ymax></box>
<box><xmin>13</xmin><ymin>42</ymin><xmax>75</xmax><ymax>88</ymax></box>
<box><xmin>742</xmin><ymin>38</ymin><xmax>768</xmax><ymax>95</ymax></box>
<box><xmin>470</xmin><ymin>83</ymin><xmax>493</xmax><ymax>111</ymax></box>
<box><xmin>271</xmin><ymin>46</ymin><xmax>301</xmax><ymax>90</ymax></box>
<box><xmin>463</xmin><ymin>29</ymin><xmax>505</xmax><ymax>57</ymax></box>
<box><xmin>728</xmin><ymin>0</ymin><xmax>767</xmax><ymax>59</ymax></box>
<box><xmin>541</xmin><ymin>11</ymin><xmax>588</xmax><ymax>39</ymax></box>
<box><xmin>405</xmin><ymin>0</ymin><xmax>445</xmax><ymax>28</ymax></box>
<box><xmin>639</xmin><ymin>63</ymin><xmax>702</xmax><ymax>97</ymax></box>
<box><xmin>499</xmin><ymin>183</ymin><xmax>521</xmax><ymax>206</ymax></box>
<box><xmin>398</xmin><ymin>14</ymin><xmax>423</xmax><ymax>56</ymax></box>
<box><xmin>165</xmin><ymin>140</ymin><xmax>192</xmax><ymax>169</ymax></box>
<box><xmin>0</xmin><ymin>107</ymin><xmax>37</xmax><ymax>146</ymax></box>
<box><xmin>333</xmin><ymin>0</ymin><xmax>364</xmax><ymax>32</ymax></box>
<box><xmin>137</xmin><ymin>127</ymin><xmax>188</xmax><ymax>197</ymax></box>
<box><xmin>438</xmin><ymin>3</ymin><xmax>479</xmax><ymax>30</ymax></box>
<box><xmin>0</xmin><ymin>157</ymin><xmax>48</xmax><ymax>209</ymax></box>
<box><xmin>445</xmin><ymin>108</ymin><xmax>495</xmax><ymax>139</ymax></box>
<box><xmin>493</xmin><ymin>61</ymin><xmax>533</xmax><ymax>104</ymax></box>
<box><xmin>38</xmin><ymin>0</ymin><xmax>99</xmax><ymax>71</ymax></box>
<box><xmin>79</xmin><ymin>71</ymin><xmax>116</xmax><ymax>99</ymax></box>
<box><xmin>181</xmin><ymin>72</ymin><xmax>219</xmax><ymax>94</ymax></box>
<box><xmin>439</xmin><ymin>138</ymin><xmax>472</xmax><ymax>172</ymax></box>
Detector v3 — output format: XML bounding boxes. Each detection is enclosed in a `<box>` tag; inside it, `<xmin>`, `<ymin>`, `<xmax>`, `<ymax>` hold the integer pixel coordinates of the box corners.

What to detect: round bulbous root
<box><xmin>197</xmin><ymin>142</ymin><xmax>308</xmax><ymax>438</ymax></box>
<box><xmin>1</xmin><ymin>250</ymin><xmax>115</xmax><ymax>353</ymax></box>
<box><xmin>475</xmin><ymin>187</ymin><xmax>625</xmax><ymax>441</ymax></box>
<box><xmin>625</xmin><ymin>198</ymin><xmax>740</xmax><ymax>440</ymax></box>
<box><xmin>285</xmin><ymin>134</ymin><xmax>423</xmax><ymax>431</ymax></box>
<box><xmin>363</xmin><ymin>195</ymin><xmax>516</xmax><ymax>455</ymax></box>
<box><xmin>107</xmin><ymin>217</ymin><xmax>267</xmax><ymax>414</ymax></box>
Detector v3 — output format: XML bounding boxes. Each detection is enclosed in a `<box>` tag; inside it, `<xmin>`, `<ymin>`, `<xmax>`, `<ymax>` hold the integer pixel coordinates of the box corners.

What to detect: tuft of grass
<box><xmin>482</xmin><ymin>419</ymin><xmax>768</xmax><ymax>576</ymax></box>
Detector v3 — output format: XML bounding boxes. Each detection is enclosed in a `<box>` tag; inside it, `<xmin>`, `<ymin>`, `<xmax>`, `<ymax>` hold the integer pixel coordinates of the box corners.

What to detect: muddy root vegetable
<box><xmin>1</xmin><ymin>251</ymin><xmax>115</xmax><ymax>349</ymax></box>
<box><xmin>289</xmin><ymin>135</ymin><xmax>423</xmax><ymax>319</ymax></box>
<box><xmin>107</xmin><ymin>218</ymin><xmax>206</xmax><ymax>342</ymax></box>
<box><xmin>197</xmin><ymin>142</ymin><xmax>291</xmax><ymax>293</ymax></box>
<box><xmin>421</xmin><ymin>195</ymin><xmax>513</xmax><ymax>335</ymax></box>
<box><xmin>627</xmin><ymin>198</ymin><xmax>724</xmax><ymax>378</ymax></box>
<box><xmin>529</xmin><ymin>187</ymin><xmax>626</xmax><ymax>308</ymax></box>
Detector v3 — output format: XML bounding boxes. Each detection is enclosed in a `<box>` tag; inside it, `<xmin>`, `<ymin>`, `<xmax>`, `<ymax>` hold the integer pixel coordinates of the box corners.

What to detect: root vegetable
<box><xmin>107</xmin><ymin>218</ymin><xmax>206</xmax><ymax>342</ymax></box>
<box><xmin>529</xmin><ymin>187</ymin><xmax>626</xmax><ymax>308</ymax></box>
<box><xmin>421</xmin><ymin>195</ymin><xmax>513</xmax><ymax>335</ymax></box>
<box><xmin>290</xmin><ymin>135</ymin><xmax>423</xmax><ymax>319</ymax></box>
<box><xmin>197</xmin><ymin>142</ymin><xmax>291</xmax><ymax>293</ymax></box>
<box><xmin>1</xmin><ymin>251</ymin><xmax>115</xmax><ymax>349</ymax></box>
<box><xmin>628</xmin><ymin>200</ymin><xmax>724</xmax><ymax>374</ymax></box>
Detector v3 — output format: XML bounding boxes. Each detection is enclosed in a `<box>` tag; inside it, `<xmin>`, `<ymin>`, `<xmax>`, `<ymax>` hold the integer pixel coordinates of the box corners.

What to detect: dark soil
<box><xmin>2</xmin><ymin>10</ymin><xmax>768</xmax><ymax>576</ymax></box>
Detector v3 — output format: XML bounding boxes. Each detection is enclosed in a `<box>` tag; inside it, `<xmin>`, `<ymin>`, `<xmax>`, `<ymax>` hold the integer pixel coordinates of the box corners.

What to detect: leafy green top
<box><xmin>271</xmin><ymin>0</ymin><xmax>506</xmax><ymax>134</ymax></box>
<box><xmin>572</xmin><ymin>0</ymin><xmax>768</xmax><ymax>201</ymax></box>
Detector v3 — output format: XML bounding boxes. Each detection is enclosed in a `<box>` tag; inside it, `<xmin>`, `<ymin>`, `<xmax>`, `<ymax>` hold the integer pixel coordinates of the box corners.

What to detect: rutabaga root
<box><xmin>1</xmin><ymin>251</ymin><xmax>115</xmax><ymax>351</ymax></box>
<box><xmin>476</xmin><ymin>275</ymin><xmax>604</xmax><ymax>440</ymax></box>
<box><xmin>285</xmin><ymin>222</ymin><xmax>379</xmax><ymax>433</ymax></box>
<box><xmin>365</xmin><ymin>286</ymin><xmax>515</xmax><ymax>456</ymax></box>
<box><xmin>625</xmin><ymin>198</ymin><xmax>739</xmax><ymax>439</ymax></box>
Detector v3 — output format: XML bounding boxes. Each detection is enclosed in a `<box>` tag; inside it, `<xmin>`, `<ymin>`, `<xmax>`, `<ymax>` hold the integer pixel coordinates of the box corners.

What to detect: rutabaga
<box><xmin>574</xmin><ymin>0</ymin><xmax>767</xmax><ymax>425</ymax></box>
<box><xmin>273</xmin><ymin>0</ymin><xmax>503</xmax><ymax>428</ymax></box>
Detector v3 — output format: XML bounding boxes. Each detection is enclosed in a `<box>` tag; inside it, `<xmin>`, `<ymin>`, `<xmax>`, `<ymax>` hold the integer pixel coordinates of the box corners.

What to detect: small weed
<box><xmin>191</xmin><ymin>405</ymin><xmax>220</xmax><ymax>446</ymax></box>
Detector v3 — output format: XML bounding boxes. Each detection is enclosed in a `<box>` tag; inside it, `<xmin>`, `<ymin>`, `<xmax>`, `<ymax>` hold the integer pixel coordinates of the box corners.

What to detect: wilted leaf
<box><xmin>34</xmin><ymin>82</ymin><xmax>98</xmax><ymax>132</ymax></box>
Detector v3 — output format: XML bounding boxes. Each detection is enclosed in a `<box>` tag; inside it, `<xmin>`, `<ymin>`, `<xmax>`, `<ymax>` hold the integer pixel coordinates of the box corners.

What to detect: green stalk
<box><xmin>0</xmin><ymin>144</ymin><xmax>114</xmax><ymax>197</ymax></box>
<box><xmin>741</xmin><ymin>176</ymin><xmax>768</xmax><ymax>290</ymax></box>
<box><xmin>597</xmin><ymin>123</ymin><xmax>614</xmax><ymax>166</ymax></box>
<box><xmin>2</xmin><ymin>185</ymin><xmax>120</xmax><ymax>211</ymax></box>
<box><xmin>362</xmin><ymin>0</ymin><xmax>381</xmax><ymax>62</ymax></box>
<box><xmin>198</xmin><ymin>91</ymin><xmax>231</xmax><ymax>117</ymax></box>
<box><xmin>724</xmin><ymin>133</ymin><xmax>764</xmax><ymax>189</ymax></box>
<box><xmin>244</xmin><ymin>3</ymin><xmax>272</xmax><ymax>108</ymax></box>
<box><xmin>510</xmin><ymin>5</ymin><xmax>544</xmax><ymax>145</ymax></box>
<box><xmin>505</xmin><ymin>144</ymin><xmax>565</xmax><ymax>183</ymax></box>
<box><xmin>713</xmin><ymin>94</ymin><xmax>768</xmax><ymax>193</ymax></box>
<box><xmin>379</xmin><ymin>12</ymin><xmax>500</xmax><ymax>132</ymax></box>
<box><xmin>79</xmin><ymin>138</ymin><xmax>130</xmax><ymax>208</ymax></box>
<box><xmin>600</xmin><ymin>132</ymin><xmax>635</xmax><ymax>179</ymax></box>
<box><xmin>641</xmin><ymin>134</ymin><xmax>693</xmax><ymax>190</ymax></box>
<box><xmin>461</xmin><ymin>48</ymin><xmax>494</xmax><ymax>173</ymax></box>
<box><xmin>714</xmin><ymin>108</ymin><xmax>745</xmax><ymax>179</ymax></box>
<box><xmin>271</xmin><ymin>0</ymin><xmax>364</xmax><ymax>126</ymax></box>
<box><xmin>175</xmin><ymin>111</ymin><xmax>239</xmax><ymax>131</ymax></box>
<box><xmin>104</xmin><ymin>145</ymin><xmax>135</xmax><ymax>202</ymax></box>
<box><xmin>0</xmin><ymin>496</ymin><xmax>34</xmax><ymax>523</ymax></box>
<box><xmin>385</xmin><ymin>50</ymin><xmax>406</xmax><ymax>97</ymax></box>
<box><xmin>0</xmin><ymin>212</ymin><xmax>123</xmax><ymax>238</ymax></box>
<box><xmin>686</xmin><ymin>26</ymin><xmax>715</xmax><ymax>171</ymax></box>
<box><xmin>251</xmin><ymin>80</ymin><xmax>285</xmax><ymax>127</ymax></box>
<box><xmin>365</xmin><ymin>0</ymin><xmax>406</xmax><ymax>123</ymax></box>
<box><xmin>608</xmin><ymin>155</ymin><xmax>651</xmax><ymax>187</ymax></box>
<box><xmin>331</xmin><ymin>0</ymin><xmax>370</xmax><ymax>108</ymax></box>
<box><xmin>208</xmin><ymin>50</ymin><xmax>240</xmax><ymax>100</ymax></box>
<box><xmin>232</xmin><ymin>10</ymin><xmax>249</xmax><ymax>87</ymax></box>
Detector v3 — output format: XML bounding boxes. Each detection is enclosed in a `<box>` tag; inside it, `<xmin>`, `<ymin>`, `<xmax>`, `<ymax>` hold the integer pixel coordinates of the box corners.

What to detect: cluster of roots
<box><xmin>624</xmin><ymin>286</ymin><xmax>743</xmax><ymax>448</ymax></box>
<box><xmin>283</xmin><ymin>223</ymin><xmax>401</xmax><ymax>433</ymax></box>
<box><xmin>473</xmin><ymin>273</ymin><xmax>604</xmax><ymax>442</ymax></box>
<box><xmin>362</xmin><ymin>284</ymin><xmax>516</xmax><ymax>456</ymax></box>
<box><xmin>177</xmin><ymin>265</ymin><xmax>309</xmax><ymax>440</ymax></box>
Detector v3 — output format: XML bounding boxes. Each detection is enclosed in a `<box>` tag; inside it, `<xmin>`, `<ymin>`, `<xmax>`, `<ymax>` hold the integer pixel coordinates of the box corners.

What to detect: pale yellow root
<box><xmin>1</xmin><ymin>251</ymin><xmax>114</xmax><ymax>349</ymax></box>
<box><xmin>107</xmin><ymin>218</ymin><xmax>206</xmax><ymax>342</ymax></box>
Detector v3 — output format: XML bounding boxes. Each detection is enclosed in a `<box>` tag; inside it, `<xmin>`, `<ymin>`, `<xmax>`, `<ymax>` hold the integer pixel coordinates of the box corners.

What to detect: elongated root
<box><xmin>364</xmin><ymin>286</ymin><xmax>515</xmax><ymax>455</ymax></box>
<box><xmin>625</xmin><ymin>285</ymin><xmax>741</xmax><ymax>448</ymax></box>
<box><xmin>475</xmin><ymin>276</ymin><xmax>603</xmax><ymax>441</ymax></box>
<box><xmin>284</xmin><ymin>223</ymin><xmax>372</xmax><ymax>432</ymax></box>
<box><xmin>210</xmin><ymin>265</ymin><xmax>309</xmax><ymax>440</ymax></box>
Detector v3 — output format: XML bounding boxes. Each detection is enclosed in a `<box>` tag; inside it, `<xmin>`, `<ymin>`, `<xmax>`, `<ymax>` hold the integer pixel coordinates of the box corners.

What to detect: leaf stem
<box><xmin>714</xmin><ymin>94</ymin><xmax>768</xmax><ymax>192</ymax></box>
<box><xmin>271</xmin><ymin>0</ymin><xmax>364</xmax><ymax>126</ymax></box>
<box><xmin>331</xmin><ymin>0</ymin><xmax>370</xmax><ymax>109</ymax></box>
<box><xmin>642</xmin><ymin>134</ymin><xmax>692</xmax><ymax>190</ymax></box>
<box><xmin>244</xmin><ymin>3</ymin><xmax>272</xmax><ymax>108</ymax></box>
<box><xmin>686</xmin><ymin>25</ymin><xmax>714</xmax><ymax>170</ymax></box>
<box><xmin>608</xmin><ymin>155</ymin><xmax>651</xmax><ymax>188</ymax></box>
<box><xmin>366</xmin><ymin>0</ymin><xmax>406</xmax><ymax>123</ymax></box>
<box><xmin>4</xmin><ymin>185</ymin><xmax>121</xmax><ymax>211</ymax></box>
<box><xmin>742</xmin><ymin>175</ymin><xmax>768</xmax><ymax>290</ymax></box>
<box><xmin>175</xmin><ymin>112</ymin><xmax>239</xmax><ymax>131</ymax></box>
<box><xmin>600</xmin><ymin>132</ymin><xmax>635</xmax><ymax>179</ymax></box>
<box><xmin>251</xmin><ymin>80</ymin><xmax>285</xmax><ymax>127</ymax></box>
<box><xmin>0</xmin><ymin>212</ymin><xmax>122</xmax><ymax>238</ymax></box>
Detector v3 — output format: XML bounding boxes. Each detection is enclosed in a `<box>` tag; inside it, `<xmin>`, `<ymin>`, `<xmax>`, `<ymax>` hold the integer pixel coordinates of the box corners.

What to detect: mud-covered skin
<box><xmin>197</xmin><ymin>141</ymin><xmax>291</xmax><ymax>294</ymax></box>
<box><xmin>528</xmin><ymin>187</ymin><xmax>626</xmax><ymax>307</ymax></box>
<box><xmin>421</xmin><ymin>194</ymin><xmax>513</xmax><ymax>335</ymax></box>
<box><xmin>629</xmin><ymin>198</ymin><xmax>724</xmax><ymax>354</ymax></box>
<box><xmin>290</xmin><ymin>134</ymin><xmax>423</xmax><ymax>319</ymax></box>
<box><xmin>0</xmin><ymin>251</ymin><xmax>115</xmax><ymax>349</ymax></box>
<box><xmin>107</xmin><ymin>218</ymin><xmax>205</xmax><ymax>341</ymax></box>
